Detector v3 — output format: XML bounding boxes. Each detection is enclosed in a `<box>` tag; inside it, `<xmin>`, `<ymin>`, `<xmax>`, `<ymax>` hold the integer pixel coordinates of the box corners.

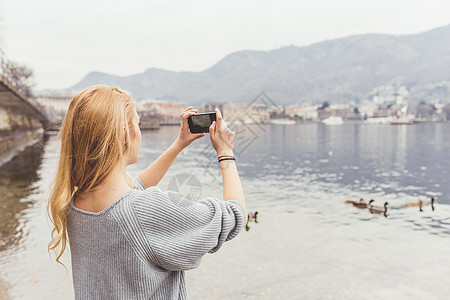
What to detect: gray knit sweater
<box><xmin>67</xmin><ymin>177</ymin><xmax>246</xmax><ymax>299</ymax></box>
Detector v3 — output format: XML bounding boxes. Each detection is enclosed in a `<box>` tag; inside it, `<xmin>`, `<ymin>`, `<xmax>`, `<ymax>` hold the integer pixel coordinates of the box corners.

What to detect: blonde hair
<box><xmin>47</xmin><ymin>85</ymin><xmax>136</xmax><ymax>267</ymax></box>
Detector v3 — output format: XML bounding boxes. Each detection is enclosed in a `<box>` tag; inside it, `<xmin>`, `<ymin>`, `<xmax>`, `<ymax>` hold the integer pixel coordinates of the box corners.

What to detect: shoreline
<box><xmin>0</xmin><ymin>129</ymin><xmax>44</xmax><ymax>167</ymax></box>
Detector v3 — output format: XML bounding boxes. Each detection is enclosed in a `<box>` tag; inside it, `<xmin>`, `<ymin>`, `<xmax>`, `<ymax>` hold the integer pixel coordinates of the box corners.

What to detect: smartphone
<box><xmin>188</xmin><ymin>112</ymin><xmax>216</xmax><ymax>133</ymax></box>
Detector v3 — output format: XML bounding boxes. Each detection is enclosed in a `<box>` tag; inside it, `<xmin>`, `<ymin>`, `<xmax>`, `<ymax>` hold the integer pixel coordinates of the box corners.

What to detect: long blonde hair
<box><xmin>48</xmin><ymin>85</ymin><xmax>136</xmax><ymax>267</ymax></box>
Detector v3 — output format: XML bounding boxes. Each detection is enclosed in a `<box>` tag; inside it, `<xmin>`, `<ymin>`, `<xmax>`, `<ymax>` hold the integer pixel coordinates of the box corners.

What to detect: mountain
<box><xmin>70</xmin><ymin>24</ymin><xmax>450</xmax><ymax>105</ymax></box>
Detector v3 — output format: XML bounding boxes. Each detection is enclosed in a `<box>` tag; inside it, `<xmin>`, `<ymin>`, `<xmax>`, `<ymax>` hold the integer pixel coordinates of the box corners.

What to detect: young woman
<box><xmin>47</xmin><ymin>86</ymin><xmax>246</xmax><ymax>299</ymax></box>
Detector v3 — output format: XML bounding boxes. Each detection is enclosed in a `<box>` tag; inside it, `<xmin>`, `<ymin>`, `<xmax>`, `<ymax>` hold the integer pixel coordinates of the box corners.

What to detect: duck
<box><xmin>430</xmin><ymin>197</ymin><xmax>436</xmax><ymax>211</ymax></box>
<box><xmin>406</xmin><ymin>198</ymin><xmax>436</xmax><ymax>212</ymax></box>
<box><xmin>245</xmin><ymin>211</ymin><xmax>259</xmax><ymax>231</ymax></box>
<box><xmin>369</xmin><ymin>201</ymin><xmax>388</xmax><ymax>217</ymax></box>
<box><xmin>420</xmin><ymin>197</ymin><xmax>436</xmax><ymax>212</ymax></box>
<box><xmin>405</xmin><ymin>200</ymin><xmax>420</xmax><ymax>207</ymax></box>
<box><xmin>248</xmin><ymin>211</ymin><xmax>259</xmax><ymax>223</ymax></box>
<box><xmin>345</xmin><ymin>198</ymin><xmax>364</xmax><ymax>205</ymax></box>
<box><xmin>352</xmin><ymin>199</ymin><xmax>371</xmax><ymax>209</ymax></box>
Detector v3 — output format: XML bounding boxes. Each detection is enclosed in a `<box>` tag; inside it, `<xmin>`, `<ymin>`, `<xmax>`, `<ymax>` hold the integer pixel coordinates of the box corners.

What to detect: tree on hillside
<box><xmin>443</xmin><ymin>104</ymin><xmax>450</xmax><ymax>120</ymax></box>
<box><xmin>415</xmin><ymin>102</ymin><xmax>436</xmax><ymax>120</ymax></box>
<box><xmin>318</xmin><ymin>101</ymin><xmax>330</xmax><ymax>110</ymax></box>
<box><xmin>10</xmin><ymin>61</ymin><xmax>35</xmax><ymax>97</ymax></box>
<box><xmin>1</xmin><ymin>54</ymin><xmax>35</xmax><ymax>98</ymax></box>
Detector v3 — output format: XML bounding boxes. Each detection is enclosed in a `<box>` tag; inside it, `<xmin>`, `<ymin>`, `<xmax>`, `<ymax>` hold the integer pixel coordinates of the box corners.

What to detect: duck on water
<box><xmin>345</xmin><ymin>198</ymin><xmax>370</xmax><ymax>209</ymax></box>
<box><xmin>369</xmin><ymin>201</ymin><xmax>388</xmax><ymax>218</ymax></box>
<box><xmin>405</xmin><ymin>198</ymin><xmax>436</xmax><ymax>212</ymax></box>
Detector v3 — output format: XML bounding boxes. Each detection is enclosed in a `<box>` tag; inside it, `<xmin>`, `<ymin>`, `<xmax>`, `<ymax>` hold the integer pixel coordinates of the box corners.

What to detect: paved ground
<box><xmin>186</xmin><ymin>210</ymin><xmax>309</xmax><ymax>299</ymax></box>
<box><xmin>0</xmin><ymin>279</ymin><xmax>11</xmax><ymax>300</ymax></box>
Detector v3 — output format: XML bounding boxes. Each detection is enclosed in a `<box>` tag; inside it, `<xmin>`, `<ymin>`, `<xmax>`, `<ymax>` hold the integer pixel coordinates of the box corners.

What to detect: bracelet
<box><xmin>218</xmin><ymin>157</ymin><xmax>236</xmax><ymax>163</ymax></box>
<box><xmin>217</xmin><ymin>154</ymin><xmax>234</xmax><ymax>159</ymax></box>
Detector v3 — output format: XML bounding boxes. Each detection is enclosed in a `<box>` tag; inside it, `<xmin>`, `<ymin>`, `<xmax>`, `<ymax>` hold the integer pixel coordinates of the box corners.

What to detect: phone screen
<box><xmin>188</xmin><ymin>112</ymin><xmax>216</xmax><ymax>133</ymax></box>
<box><xmin>192</xmin><ymin>114</ymin><xmax>212</xmax><ymax>127</ymax></box>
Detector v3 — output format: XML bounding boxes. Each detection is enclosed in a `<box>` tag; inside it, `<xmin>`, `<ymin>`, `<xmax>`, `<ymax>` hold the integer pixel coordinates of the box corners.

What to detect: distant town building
<box><xmin>33</xmin><ymin>93</ymin><xmax>73</xmax><ymax>121</ymax></box>
<box><xmin>202</xmin><ymin>104</ymin><xmax>224</xmax><ymax>116</ymax></box>
<box><xmin>285</xmin><ymin>104</ymin><xmax>319</xmax><ymax>120</ymax></box>
<box><xmin>137</xmin><ymin>101</ymin><xmax>186</xmax><ymax>125</ymax></box>
<box><xmin>317</xmin><ymin>104</ymin><xmax>361</xmax><ymax>121</ymax></box>
<box><xmin>222</xmin><ymin>103</ymin><xmax>269</xmax><ymax>124</ymax></box>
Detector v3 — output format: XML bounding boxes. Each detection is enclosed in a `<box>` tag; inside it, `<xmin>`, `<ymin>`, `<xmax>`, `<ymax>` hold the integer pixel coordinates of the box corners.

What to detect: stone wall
<box><xmin>0</xmin><ymin>107</ymin><xmax>44</xmax><ymax>158</ymax></box>
<box><xmin>0</xmin><ymin>107</ymin><xmax>42</xmax><ymax>131</ymax></box>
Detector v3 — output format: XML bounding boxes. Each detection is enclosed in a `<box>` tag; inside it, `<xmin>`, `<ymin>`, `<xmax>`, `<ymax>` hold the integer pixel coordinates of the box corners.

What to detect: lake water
<box><xmin>1</xmin><ymin>122</ymin><xmax>449</xmax><ymax>299</ymax></box>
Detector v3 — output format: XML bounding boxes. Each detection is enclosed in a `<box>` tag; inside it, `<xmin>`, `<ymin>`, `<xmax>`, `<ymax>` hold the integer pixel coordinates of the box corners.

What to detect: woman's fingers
<box><xmin>183</xmin><ymin>106</ymin><xmax>193</xmax><ymax>112</ymax></box>
<box><xmin>193</xmin><ymin>133</ymin><xmax>205</xmax><ymax>139</ymax></box>
<box><xmin>181</xmin><ymin>107</ymin><xmax>196</xmax><ymax>115</ymax></box>
<box><xmin>215</xmin><ymin>108</ymin><xmax>224</xmax><ymax>130</ymax></box>
<box><xmin>179</xmin><ymin>110</ymin><xmax>196</xmax><ymax>133</ymax></box>
<box><xmin>215</xmin><ymin>108</ymin><xmax>229</xmax><ymax>131</ymax></box>
<box><xmin>209</xmin><ymin>121</ymin><xmax>216</xmax><ymax>140</ymax></box>
<box><xmin>180</xmin><ymin>109</ymin><xmax>198</xmax><ymax>123</ymax></box>
<box><xmin>181</xmin><ymin>108</ymin><xmax>197</xmax><ymax>116</ymax></box>
<box><xmin>181</xmin><ymin>110</ymin><xmax>197</xmax><ymax>119</ymax></box>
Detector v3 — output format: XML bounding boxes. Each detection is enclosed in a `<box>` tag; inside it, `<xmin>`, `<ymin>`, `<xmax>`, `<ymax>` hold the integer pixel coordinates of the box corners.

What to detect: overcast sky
<box><xmin>1</xmin><ymin>0</ymin><xmax>450</xmax><ymax>90</ymax></box>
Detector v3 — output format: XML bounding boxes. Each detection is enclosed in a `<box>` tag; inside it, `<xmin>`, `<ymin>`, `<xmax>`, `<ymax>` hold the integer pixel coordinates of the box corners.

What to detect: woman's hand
<box><xmin>174</xmin><ymin>106</ymin><xmax>205</xmax><ymax>150</ymax></box>
<box><xmin>209</xmin><ymin>108</ymin><xmax>236</xmax><ymax>157</ymax></box>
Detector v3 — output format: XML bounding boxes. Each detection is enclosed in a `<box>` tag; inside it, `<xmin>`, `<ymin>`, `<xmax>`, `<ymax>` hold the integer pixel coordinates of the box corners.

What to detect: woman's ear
<box><xmin>123</xmin><ymin>126</ymin><xmax>127</xmax><ymax>145</ymax></box>
<box><xmin>123</xmin><ymin>122</ymin><xmax>136</xmax><ymax>146</ymax></box>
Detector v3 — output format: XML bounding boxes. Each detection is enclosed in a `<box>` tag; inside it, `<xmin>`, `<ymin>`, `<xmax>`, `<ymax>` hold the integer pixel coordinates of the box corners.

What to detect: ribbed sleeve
<box><xmin>132</xmin><ymin>185</ymin><xmax>247</xmax><ymax>271</ymax></box>
<box><xmin>133</xmin><ymin>176</ymin><xmax>146</xmax><ymax>191</ymax></box>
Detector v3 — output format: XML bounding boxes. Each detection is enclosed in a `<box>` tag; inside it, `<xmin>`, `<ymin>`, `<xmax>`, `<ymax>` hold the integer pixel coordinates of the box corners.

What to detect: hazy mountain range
<box><xmin>70</xmin><ymin>24</ymin><xmax>450</xmax><ymax>105</ymax></box>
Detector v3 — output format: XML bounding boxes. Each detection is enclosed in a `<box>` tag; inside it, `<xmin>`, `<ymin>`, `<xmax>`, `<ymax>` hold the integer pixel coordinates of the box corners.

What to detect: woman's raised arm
<box><xmin>209</xmin><ymin>108</ymin><xmax>246</xmax><ymax>207</ymax></box>
<box><xmin>138</xmin><ymin>107</ymin><xmax>205</xmax><ymax>188</ymax></box>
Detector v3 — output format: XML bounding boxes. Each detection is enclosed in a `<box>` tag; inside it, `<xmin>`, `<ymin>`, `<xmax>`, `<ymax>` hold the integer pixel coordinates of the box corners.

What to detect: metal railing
<box><xmin>0</xmin><ymin>49</ymin><xmax>51</xmax><ymax>123</ymax></box>
<box><xmin>0</xmin><ymin>49</ymin><xmax>32</xmax><ymax>98</ymax></box>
